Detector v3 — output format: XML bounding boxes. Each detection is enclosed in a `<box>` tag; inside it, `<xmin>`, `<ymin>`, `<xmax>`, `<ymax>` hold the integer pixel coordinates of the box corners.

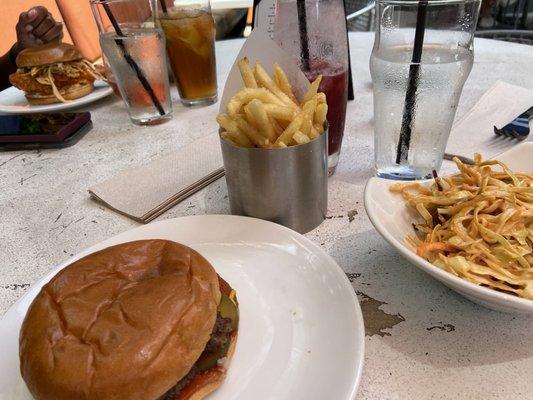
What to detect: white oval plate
<box><xmin>0</xmin><ymin>81</ymin><xmax>113</xmax><ymax>114</ymax></box>
<box><xmin>0</xmin><ymin>215</ymin><xmax>364</xmax><ymax>399</ymax></box>
<box><xmin>365</xmin><ymin>142</ymin><xmax>533</xmax><ymax>314</ymax></box>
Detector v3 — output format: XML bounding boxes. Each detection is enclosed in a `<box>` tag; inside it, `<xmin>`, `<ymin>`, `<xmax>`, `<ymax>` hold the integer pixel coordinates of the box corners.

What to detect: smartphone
<box><xmin>0</xmin><ymin>112</ymin><xmax>92</xmax><ymax>150</ymax></box>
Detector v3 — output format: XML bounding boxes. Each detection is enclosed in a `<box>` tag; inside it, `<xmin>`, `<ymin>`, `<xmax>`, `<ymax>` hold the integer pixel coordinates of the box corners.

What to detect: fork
<box><xmin>493</xmin><ymin>106</ymin><xmax>533</xmax><ymax>140</ymax></box>
<box><xmin>443</xmin><ymin>107</ymin><xmax>532</xmax><ymax>166</ymax></box>
<box><xmin>443</xmin><ymin>153</ymin><xmax>474</xmax><ymax>165</ymax></box>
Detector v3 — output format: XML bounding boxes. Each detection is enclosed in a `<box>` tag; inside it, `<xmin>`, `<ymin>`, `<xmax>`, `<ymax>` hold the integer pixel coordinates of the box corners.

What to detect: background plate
<box><xmin>0</xmin><ymin>215</ymin><xmax>364</xmax><ymax>400</ymax></box>
<box><xmin>365</xmin><ymin>142</ymin><xmax>533</xmax><ymax>314</ymax></box>
<box><xmin>0</xmin><ymin>81</ymin><xmax>112</xmax><ymax>114</ymax></box>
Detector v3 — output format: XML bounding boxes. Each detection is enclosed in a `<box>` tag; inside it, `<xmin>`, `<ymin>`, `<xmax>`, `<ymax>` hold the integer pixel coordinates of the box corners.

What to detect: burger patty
<box><xmin>162</xmin><ymin>313</ymin><xmax>233</xmax><ymax>400</ymax></box>
<box><xmin>204</xmin><ymin>314</ymin><xmax>233</xmax><ymax>353</ymax></box>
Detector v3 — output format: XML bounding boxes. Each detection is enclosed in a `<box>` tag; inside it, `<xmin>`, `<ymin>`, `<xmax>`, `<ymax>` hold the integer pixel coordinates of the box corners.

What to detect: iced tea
<box><xmin>159</xmin><ymin>9</ymin><xmax>217</xmax><ymax>106</ymax></box>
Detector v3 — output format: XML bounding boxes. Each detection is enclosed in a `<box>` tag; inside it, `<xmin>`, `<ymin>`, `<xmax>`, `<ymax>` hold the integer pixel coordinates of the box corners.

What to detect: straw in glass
<box><xmin>296</xmin><ymin>0</ymin><xmax>310</xmax><ymax>71</ymax></box>
<box><xmin>159</xmin><ymin>0</ymin><xmax>168</xmax><ymax>15</ymax></box>
<box><xmin>102</xmin><ymin>2</ymin><xmax>165</xmax><ymax>116</ymax></box>
<box><xmin>395</xmin><ymin>0</ymin><xmax>428</xmax><ymax>164</ymax></box>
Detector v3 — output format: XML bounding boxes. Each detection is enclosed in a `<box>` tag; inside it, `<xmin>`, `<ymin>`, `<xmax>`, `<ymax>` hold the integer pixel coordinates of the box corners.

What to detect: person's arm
<box><xmin>0</xmin><ymin>45</ymin><xmax>18</xmax><ymax>91</ymax></box>
<box><xmin>0</xmin><ymin>7</ymin><xmax>63</xmax><ymax>91</ymax></box>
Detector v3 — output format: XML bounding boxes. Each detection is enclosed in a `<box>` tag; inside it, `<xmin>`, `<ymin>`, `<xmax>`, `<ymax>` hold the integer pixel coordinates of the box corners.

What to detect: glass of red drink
<box><xmin>274</xmin><ymin>0</ymin><xmax>349</xmax><ymax>175</ymax></box>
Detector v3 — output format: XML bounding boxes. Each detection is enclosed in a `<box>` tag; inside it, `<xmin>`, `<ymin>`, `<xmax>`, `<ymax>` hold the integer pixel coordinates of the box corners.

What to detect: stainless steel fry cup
<box><xmin>220</xmin><ymin>129</ymin><xmax>328</xmax><ymax>234</ymax></box>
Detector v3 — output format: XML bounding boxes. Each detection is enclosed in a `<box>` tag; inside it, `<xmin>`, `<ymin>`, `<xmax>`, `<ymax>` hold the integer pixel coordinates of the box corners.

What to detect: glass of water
<box><xmin>91</xmin><ymin>0</ymin><xmax>172</xmax><ymax>125</ymax></box>
<box><xmin>370</xmin><ymin>0</ymin><xmax>481</xmax><ymax>180</ymax></box>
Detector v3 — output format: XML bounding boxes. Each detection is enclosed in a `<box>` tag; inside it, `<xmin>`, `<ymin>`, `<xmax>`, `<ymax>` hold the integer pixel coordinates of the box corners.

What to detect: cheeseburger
<box><xmin>19</xmin><ymin>240</ymin><xmax>239</xmax><ymax>400</ymax></box>
<box><xmin>9</xmin><ymin>43</ymin><xmax>104</xmax><ymax>105</ymax></box>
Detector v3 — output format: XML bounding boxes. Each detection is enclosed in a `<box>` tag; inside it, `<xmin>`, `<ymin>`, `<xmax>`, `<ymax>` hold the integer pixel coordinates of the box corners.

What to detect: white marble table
<box><xmin>1</xmin><ymin>32</ymin><xmax>533</xmax><ymax>399</ymax></box>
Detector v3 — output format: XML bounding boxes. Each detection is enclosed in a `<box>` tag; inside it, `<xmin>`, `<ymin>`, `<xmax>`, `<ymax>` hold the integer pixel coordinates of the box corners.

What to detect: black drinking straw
<box><xmin>159</xmin><ymin>0</ymin><xmax>168</xmax><ymax>15</ymax></box>
<box><xmin>102</xmin><ymin>2</ymin><xmax>165</xmax><ymax>116</ymax></box>
<box><xmin>395</xmin><ymin>0</ymin><xmax>428</xmax><ymax>164</ymax></box>
<box><xmin>296</xmin><ymin>0</ymin><xmax>310</xmax><ymax>71</ymax></box>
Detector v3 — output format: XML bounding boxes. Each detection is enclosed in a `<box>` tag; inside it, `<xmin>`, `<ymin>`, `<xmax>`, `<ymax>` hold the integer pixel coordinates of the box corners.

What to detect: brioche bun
<box><xmin>19</xmin><ymin>240</ymin><xmax>225</xmax><ymax>400</ymax></box>
<box><xmin>16</xmin><ymin>43</ymin><xmax>83</xmax><ymax>68</ymax></box>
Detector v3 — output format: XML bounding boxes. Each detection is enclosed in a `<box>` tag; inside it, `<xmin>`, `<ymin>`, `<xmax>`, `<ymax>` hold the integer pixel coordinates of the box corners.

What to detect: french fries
<box><xmin>309</xmin><ymin>125</ymin><xmax>320</xmax><ymax>140</ymax></box>
<box><xmin>236</xmin><ymin>117</ymin><xmax>270</xmax><ymax>147</ymax></box>
<box><xmin>293</xmin><ymin>131</ymin><xmax>310</xmax><ymax>145</ymax></box>
<box><xmin>273</xmin><ymin>63</ymin><xmax>297</xmax><ymax>103</ymax></box>
<box><xmin>264</xmin><ymin>104</ymin><xmax>296</xmax><ymax>121</ymax></box>
<box><xmin>270</xmin><ymin>116</ymin><xmax>284</xmax><ymax>136</ymax></box>
<box><xmin>302</xmin><ymin>97</ymin><xmax>317</xmax><ymax>116</ymax></box>
<box><xmin>245</xmin><ymin>99</ymin><xmax>276</xmax><ymax>142</ymax></box>
<box><xmin>274</xmin><ymin>112</ymin><xmax>304</xmax><ymax>146</ymax></box>
<box><xmin>218</xmin><ymin>59</ymin><xmax>328</xmax><ymax>148</ymax></box>
<box><xmin>237</xmin><ymin>58</ymin><xmax>257</xmax><ymax>88</ymax></box>
<box><xmin>254</xmin><ymin>63</ymin><xmax>298</xmax><ymax>109</ymax></box>
<box><xmin>314</xmin><ymin>103</ymin><xmax>328</xmax><ymax>129</ymax></box>
<box><xmin>216</xmin><ymin>114</ymin><xmax>238</xmax><ymax>133</ymax></box>
<box><xmin>300</xmin><ymin>116</ymin><xmax>313</xmax><ymax>137</ymax></box>
<box><xmin>302</xmin><ymin>75</ymin><xmax>322</xmax><ymax>103</ymax></box>
<box><xmin>222</xmin><ymin>131</ymin><xmax>253</xmax><ymax>147</ymax></box>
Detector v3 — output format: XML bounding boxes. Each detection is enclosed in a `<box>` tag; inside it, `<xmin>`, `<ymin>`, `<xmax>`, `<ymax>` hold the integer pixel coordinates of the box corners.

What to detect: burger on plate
<box><xmin>19</xmin><ymin>239</ymin><xmax>239</xmax><ymax>400</ymax></box>
<box><xmin>9</xmin><ymin>43</ymin><xmax>104</xmax><ymax>105</ymax></box>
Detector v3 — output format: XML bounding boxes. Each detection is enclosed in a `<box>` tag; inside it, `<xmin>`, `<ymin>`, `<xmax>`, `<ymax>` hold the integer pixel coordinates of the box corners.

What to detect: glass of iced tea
<box><xmin>157</xmin><ymin>0</ymin><xmax>217</xmax><ymax>106</ymax></box>
<box><xmin>274</xmin><ymin>0</ymin><xmax>349</xmax><ymax>175</ymax></box>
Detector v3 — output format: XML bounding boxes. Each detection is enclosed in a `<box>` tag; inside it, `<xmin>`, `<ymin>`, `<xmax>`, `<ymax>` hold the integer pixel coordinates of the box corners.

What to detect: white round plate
<box><xmin>365</xmin><ymin>142</ymin><xmax>533</xmax><ymax>314</ymax></box>
<box><xmin>0</xmin><ymin>81</ymin><xmax>113</xmax><ymax>114</ymax></box>
<box><xmin>0</xmin><ymin>215</ymin><xmax>364</xmax><ymax>400</ymax></box>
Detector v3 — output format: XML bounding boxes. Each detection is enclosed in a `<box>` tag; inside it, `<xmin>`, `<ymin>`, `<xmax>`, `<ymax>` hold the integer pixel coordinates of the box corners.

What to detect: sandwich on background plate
<box><xmin>19</xmin><ymin>239</ymin><xmax>239</xmax><ymax>400</ymax></box>
<box><xmin>9</xmin><ymin>43</ymin><xmax>105</xmax><ymax>105</ymax></box>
